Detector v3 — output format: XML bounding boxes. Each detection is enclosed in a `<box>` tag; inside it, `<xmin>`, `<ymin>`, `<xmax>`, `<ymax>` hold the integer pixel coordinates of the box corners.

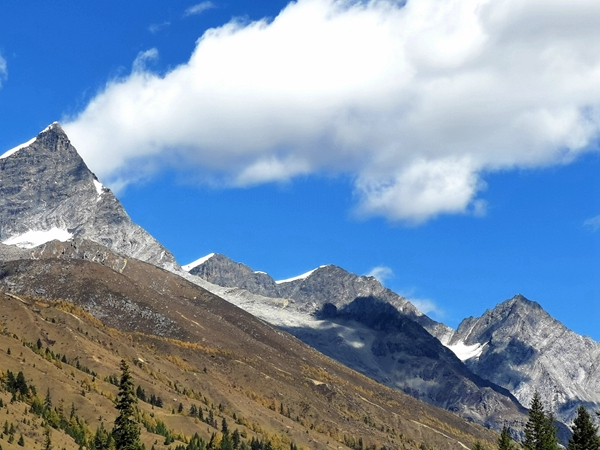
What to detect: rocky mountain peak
<box><xmin>0</xmin><ymin>123</ymin><xmax>178</xmax><ymax>270</ymax></box>
<box><xmin>449</xmin><ymin>294</ymin><xmax>600</xmax><ymax>425</ymax></box>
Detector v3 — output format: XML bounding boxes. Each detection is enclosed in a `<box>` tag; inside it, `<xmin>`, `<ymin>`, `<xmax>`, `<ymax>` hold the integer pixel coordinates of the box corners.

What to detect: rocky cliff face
<box><xmin>186</xmin><ymin>254</ymin><xmax>528</xmax><ymax>432</ymax></box>
<box><xmin>188</xmin><ymin>254</ymin><xmax>452</xmax><ymax>337</ymax></box>
<box><xmin>0</xmin><ymin>123</ymin><xmax>177</xmax><ymax>270</ymax></box>
<box><xmin>444</xmin><ymin>295</ymin><xmax>600</xmax><ymax>424</ymax></box>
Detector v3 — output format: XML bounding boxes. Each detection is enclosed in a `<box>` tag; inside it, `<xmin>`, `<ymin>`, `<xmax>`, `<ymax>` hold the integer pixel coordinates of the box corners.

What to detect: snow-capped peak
<box><xmin>2</xmin><ymin>228</ymin><xmax>73</xmax><ymax>249</ymax></box>
<box><xmin>0</xmin><ymin>122</ymin><xmax>61</xmax><ymax>160</ymax></box>
<box><xmin>0</xmin><ymin>136</ymin><xmax>37</xmax><ymax>160</ymax></box>
<box><xmin>182</xmin><ymin>253</ymin><xmax>216</xmax><ymax>272</ymax></box>
<box><xmin>275</xmin><ymin>265</ymin><xmax>329</xmax><ymax>284</ymax></box>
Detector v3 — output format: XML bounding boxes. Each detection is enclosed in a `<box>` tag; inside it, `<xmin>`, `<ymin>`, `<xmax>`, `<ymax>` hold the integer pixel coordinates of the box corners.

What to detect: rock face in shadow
<box><xmin>187</xmin><ymin>254</ymin><xmax>529</xmax><ymax>433</ymax></box>
<box><xmin>0</xmin><ymin>123</ymin><xmax>177</xmax><ymax>270</ymax></box>
<box><xmin>189</xmin><ymin>254</ymin><xmax>452</xmax><ymax>338</ymax></box>
<box><xmin>445</xmin><ymin>295</ymin><xmax>600</xmax><ymax>426</ymax></box>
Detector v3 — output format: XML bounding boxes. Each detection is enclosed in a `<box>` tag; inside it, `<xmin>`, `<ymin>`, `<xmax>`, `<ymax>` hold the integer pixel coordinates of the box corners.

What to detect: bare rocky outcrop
<box><xmin>441</xmin><ymin>295</ymin><xmax>600</xmax><ymax>425</ymax></box>
<box><xmin>186</xmin><ymin>253</ymin><xmax>529</xmax><ymax>433</ymax></box>
<box><xmin>0</xmin><ymin>123</ymin><xmax>177</xmax><ymax>270</ymax></box>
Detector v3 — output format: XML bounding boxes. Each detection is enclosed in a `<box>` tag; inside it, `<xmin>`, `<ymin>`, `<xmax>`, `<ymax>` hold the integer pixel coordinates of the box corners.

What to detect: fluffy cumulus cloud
<box><xmin>64</xmin><ymin>0</ymin><xmax>600</xmax><ymax>222</ymax></box>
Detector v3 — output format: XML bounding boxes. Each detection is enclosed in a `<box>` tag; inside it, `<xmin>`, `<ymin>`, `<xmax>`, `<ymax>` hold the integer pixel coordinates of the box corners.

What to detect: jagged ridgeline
<box><xmin>0</xmin><ymin>123</ymin><xmax>178</xmax><ymax>271</ymax></box>
<box><xmin>0</xmin><ymin>260</ymin><xmax>497</xmax><ymax>450</ymax></box>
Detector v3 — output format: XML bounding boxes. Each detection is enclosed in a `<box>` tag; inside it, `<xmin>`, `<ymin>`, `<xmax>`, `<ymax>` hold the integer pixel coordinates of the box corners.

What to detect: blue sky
<box><xmin>0</xmin><ymin>0</ymin><xmax>599</xmax><ymax>338</ymax></box>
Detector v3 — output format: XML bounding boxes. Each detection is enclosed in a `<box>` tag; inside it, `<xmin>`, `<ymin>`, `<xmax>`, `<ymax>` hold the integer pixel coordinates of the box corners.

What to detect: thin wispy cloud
<box><xmin>132</xmin><ymin>49</ymin><xmax>159</xmax><ymax>73</ymax></box>
<box><xmin>148</xmin><ymin>21</ymin><xmax>170</xmax><ymax>33</ymax></box>
<box><xmin>184</xmin><ymin>2</ymin><xmax>215</xmax><ymax>17</ymax></box>
<box><xmin>64</xmin><ymin>0</ymin><xmax>600</xmax><ymax>223</ymax></box>
<box><xmin>584</xmin><ymin>215</ymin><xmax>600</xmax><ymax>232</ymax></box>
<box><xmin>366</xmin><ymin>266</ymin><xmax>394</xmax><ymax>284</ymax></box>
<box><xmin>0</xmin><ymin>53</ymin><xmax>7</xmax><ymax>87</ymax></box>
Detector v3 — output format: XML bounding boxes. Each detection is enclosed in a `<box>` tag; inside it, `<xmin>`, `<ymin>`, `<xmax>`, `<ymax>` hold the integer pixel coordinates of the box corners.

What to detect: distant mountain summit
<box><xmin>184</xmin><ymin>253</ymin><xmax>528</xmax><ymax>432</ymax></box>
<box><xmin>443</xmin><ymin>294</ymin><xmax>600</xmax><ymax>424</ymax></box>
<box><xmin>0</xmin><ymin>123</ymin><xmax>177</xmax><ymax>270</ymax></box>
<box><xmin>187</xmin><ymin>253</ymin><xmax>452</xmax><ymax>337</ymax></box>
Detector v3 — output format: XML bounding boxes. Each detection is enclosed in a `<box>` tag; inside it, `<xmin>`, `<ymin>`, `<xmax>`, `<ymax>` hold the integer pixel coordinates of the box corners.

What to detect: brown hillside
<box><xmin>0</xmin><ymin>249</ymin><xmax>500</xmax><ymax>449</ymax></box>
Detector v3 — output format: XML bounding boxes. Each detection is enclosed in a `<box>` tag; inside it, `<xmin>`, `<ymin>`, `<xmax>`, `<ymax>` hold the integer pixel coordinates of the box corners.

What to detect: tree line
<box><xmin>474</xmin><ymin>392</ymin><xmax>600</xmax><ymax>450</ymax></box>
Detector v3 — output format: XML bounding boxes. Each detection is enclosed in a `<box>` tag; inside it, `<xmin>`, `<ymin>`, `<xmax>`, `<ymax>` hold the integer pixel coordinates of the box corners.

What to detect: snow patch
<box><xmin>0</xmin><ymin>137</ymin><xmax>36</xmax><ymax>160</ymax></box>
<box><xmin>0</xmin><ymin>123</ymin><xmax>60</xmax><ymax>160</ymax></box>
<box><xmin>276</xmin><ymin>265</ymin><xmax>328</xmax><ymax>284</ymax></box>
<box><xmin>93</xmin><ymin>179</ymin><xmax>104</xmax><ymax>201</ymax></box>
<box><xmin>182</xmin><ymin>253</ymin><xmax>215</xmax><ymax>272</ymax></box>
<box><xmin>3</xmin><ymin>228</ymin><xmax>73</xmax><ymax>249</ymax></box>
<box><xmin>445</xmin><ymin>341</ymin><xmax>485</xmax><ymax>362</ymax></box>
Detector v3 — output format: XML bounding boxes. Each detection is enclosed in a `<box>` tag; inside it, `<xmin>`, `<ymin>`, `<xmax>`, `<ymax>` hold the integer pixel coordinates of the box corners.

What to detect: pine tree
<box><xmin>472</xmin><ymin>441</ymin><xmax>485</xmax><ymax>450</ymax></box>
<box><xmin>43</xmin><ymin>425</ymin><xmax>52</xmax><ymax>450</ymax></box>
<box><xmin>498</xmin><ymin>426</ymin><xmax>513</xmax><ymax>450</ymax></box>
<box><xmin>567</xmin><ymin>405</ymin><xmax>600</xmax><ymax>450</ymax></box>
<box><xmin>523</xmin><ymin>392</ymin><xmax>558</xmax><ymax>450</ymax></box>
<box><xmin>112</xmin><ymin>360</ymin><xmax>142</xmax><ymax>450</ymax></box>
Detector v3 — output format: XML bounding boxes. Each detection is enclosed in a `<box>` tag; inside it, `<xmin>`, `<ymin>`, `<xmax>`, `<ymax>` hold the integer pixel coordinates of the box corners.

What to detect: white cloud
<box><xmin>149</xmin><ymin>21</ymin><xmax>171</xmax><ymax>34</ymax></box>
<box><xmin>410</xmin><ymin>298</ymin><xmax>444</xmax><ymax>319</ymax></box>
<box><xmin>584</xmin><ymin>215</ymin><xmax>600</xmax><ymax>232</ymax></box>
<box><xmin>366</xmin><ymin>266</ymin><xmax>394</xmax><ymax>284</ymax></box>
<box><xmin>184</xmin><ymin>2</ymin><xmax>215</xmax><ymax>16</ymax></box>
<box><xmin>0</xmin><ymin>53</ymin><xmax>7</xmax><ymax>87</ymax></box>
<box><xmin>63</xmin><ymin>0</ymin><xmax>600</xmax><ymax>223</ymax></box>
<box><xmin>132</xmin><ymin>48</ymin><xmax>159</xmax><ymax>73</ymax></box>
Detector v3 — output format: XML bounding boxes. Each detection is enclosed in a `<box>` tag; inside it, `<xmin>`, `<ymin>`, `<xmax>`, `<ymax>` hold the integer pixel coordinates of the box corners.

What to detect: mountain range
<box><xmin>0</xmin><ymin>123</ymin><xmax>597</xmax><ymax>447</ymax></box>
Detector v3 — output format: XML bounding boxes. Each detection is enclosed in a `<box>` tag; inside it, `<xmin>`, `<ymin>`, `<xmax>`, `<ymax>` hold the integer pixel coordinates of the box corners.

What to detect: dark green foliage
<box><xmin>17</xmin><ymin>433</ymin><xmax>24</xmax><ymax>446</ymax></box>
<box><xmin>178</xmin><ymin>402</ymin><xmax>184</xmax><ymax>413</ymax></box>
<box><xmin>135</xmin><ymin>386</ymin><xmax>146</xmax><ymax>402</ymax></box>
<box><xmin>523</xmin><ymin>392</ymin><xmax>558</xmax><ymax>450</ymax></box>
<box><xmin>44</xmin><ymin>425</ymin><xmax>53</xmax><ymax>450</ymax></box>
<box><xmin>232</xmin><ymin>429</ymin><xmax>240</xmax><ymax>450</ymax></box>
<box><xmin>92</xmin><ymin>422</ymin><xmax>113</xmax><ymax>450</ymax></box>
<box><xmin>498</xmin><ymin>426</ymin><xmax>513</xmax><ymax>450</ymax></box>
<box><xmin>112</xmin><ymin>360</ymin><xmax>142</xmax><ymax>450</ymax></box>
<box><xmin>567</xmin><ymin>405</ymin><xmax>600</xmax><ymax>450</ymax></box>
<box><xmin>222</xmin><ymin>417</ymin><xmax>229</xmax><ymax>436</ymax></box>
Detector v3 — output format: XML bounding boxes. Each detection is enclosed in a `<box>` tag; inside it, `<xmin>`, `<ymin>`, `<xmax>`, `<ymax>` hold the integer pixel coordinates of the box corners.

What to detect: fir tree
<box><xmin>222</xmin><ymin>417</ymin><xmax>229</xmax><ymax>436</ymax></box>
<box><xmin>567</xmin><ymin>405</ymin><xmax>600</xmax><ymax>450</ymax></box>
<box><xmin>523</xmin><ymin>392</ymin><xmax>558</xmax><ymax>450</ymax></box>
<box><xmin>43</xmin><ymin>425</ymin><xmax>53</xmax><ymax>450</ymax></box>
<box><xmin>112</xmin><ymin>360</ymin><xmax>142</xmax><ymax>450</ymax></box>
<box><xmin>472</xmin><ymin>441</ymin><xmax>485</xmax><ymax>450</ymax></box>
<box><xmin>498</xmin><ymin>426</ymin><xmax>513</xmax><ymax>450</ymax></box>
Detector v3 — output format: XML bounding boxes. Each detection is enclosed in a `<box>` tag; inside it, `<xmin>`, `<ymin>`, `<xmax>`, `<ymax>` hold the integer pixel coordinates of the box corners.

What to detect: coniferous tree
<box><xmin>523</xmin><ymin>392</ymin><xmax>558</xmax><ymax>450</ymax></box>
<box><xmin>567</xmin><ymin>405</ymin><xmax>600</xmax><ymax>450</ymax></box>
<box><xmin>112</xmin><ymin>360</ymin><xmax>142</xmax><ymax>450</ymax></box>
<box><xmin>43</xmin><ymin>425</ymin><xmax>53</xmax><ymax>450</ymax></box>
<box><xmin>498</xmin><ymin>426</ymin><xmax>513</xmax><ymax>450</ymax></box>
<box><xmin>472</xmin><ymin>441</ymin><xmax>485</xmax><ymax>450</ymax></box>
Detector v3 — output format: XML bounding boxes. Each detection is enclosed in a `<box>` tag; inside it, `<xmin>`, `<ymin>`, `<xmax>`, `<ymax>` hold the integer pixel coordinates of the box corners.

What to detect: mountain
<box><xmin>0</xmin><ymin>239</ymin><xmax>499</xmax><ymax>450</ymax></box>
<box><xmin>0</xmin><ymin>123</ymin><xmax>177</xmax><ymax>270</ymax></box>
<box><xmin>442</xmin><ymin>294</ymin><xmax>600</xmax><ymax>425</ymax></box>
<box><xmin>187</xmin><ymin>254</ymin><xmax>452</xmax><ymax>339</ymax></box>
<box><xmin>185</xmin><ymin>254</ymin><xmax>528</xmax><ymax>432</ymax></box>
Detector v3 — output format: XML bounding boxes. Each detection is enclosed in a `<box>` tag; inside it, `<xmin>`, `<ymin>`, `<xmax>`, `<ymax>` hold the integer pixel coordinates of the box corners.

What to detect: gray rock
<box><xmin>0</xmin><ymin>123</ymin><xmax>178</xmax><ymax>270</ymax></box>
<box><xmin>445</xmin><ymin>294</ymin><xmax>600</xmax><ymax>425</ymax></box>
<box><xmin>186</xmin><ymin>253</ymin><xmax>529</xmax><ymax>432</ymax></box>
